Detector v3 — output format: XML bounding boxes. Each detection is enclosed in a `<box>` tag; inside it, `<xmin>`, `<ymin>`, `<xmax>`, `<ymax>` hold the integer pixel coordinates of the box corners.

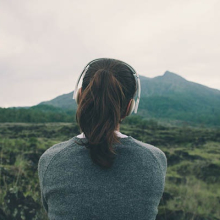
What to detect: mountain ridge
<box><xmin>37</xmin><ymin>71</ymin><xmax>220</xmax><ymax>126</ymax></box>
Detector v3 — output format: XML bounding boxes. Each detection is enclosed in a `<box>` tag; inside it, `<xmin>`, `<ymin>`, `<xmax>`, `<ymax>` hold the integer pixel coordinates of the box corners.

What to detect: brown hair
<box><xmin>76</xmin><ymin>59</ymin><xmax>136</xmax><ymax>169</ymax></box>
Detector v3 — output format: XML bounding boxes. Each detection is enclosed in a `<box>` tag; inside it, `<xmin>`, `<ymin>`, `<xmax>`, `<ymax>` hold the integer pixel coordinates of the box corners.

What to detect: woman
<box><xmin>38</xmin><ymin>58</ymin><xmax>167</xmax><ymax>220</ymax></box>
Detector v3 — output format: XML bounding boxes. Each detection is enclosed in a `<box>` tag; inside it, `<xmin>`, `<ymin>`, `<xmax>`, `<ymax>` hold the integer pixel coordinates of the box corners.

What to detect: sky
<box><xmin>1</xmin><ymin>0</ymin><xmax>220</xmax><ymax>108</ymax></box>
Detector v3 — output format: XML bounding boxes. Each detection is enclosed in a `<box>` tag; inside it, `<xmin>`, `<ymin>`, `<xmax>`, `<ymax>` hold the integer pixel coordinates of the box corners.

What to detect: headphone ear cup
<box><xmin>75</xmin><ymin>89</ymin><xmax>80</xmax><ymax>105</ymax></box>
<box><xmin>127</xmin><ymin>99</ymin><xmax>135</xmax><ymax>116</ymax></box>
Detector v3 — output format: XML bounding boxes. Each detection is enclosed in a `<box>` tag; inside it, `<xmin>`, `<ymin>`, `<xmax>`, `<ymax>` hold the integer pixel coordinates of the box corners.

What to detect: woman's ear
<box><xmin>126</xmin><ymin>99</ymin><xmax>135</xmax><ymax>116</ymax></box>
<box><xmin>121</xmin><ymin>99</ymin><xmax>133</xmax><ymax>120</ymax></box>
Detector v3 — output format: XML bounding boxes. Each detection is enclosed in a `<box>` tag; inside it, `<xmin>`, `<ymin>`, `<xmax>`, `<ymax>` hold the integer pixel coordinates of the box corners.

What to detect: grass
<box><xmin>0</xmin><ymin>122</ymin><xmax>220</xmax><ymax>219</ymax></box>
<box><xmin>165</xmin><ymin>176</ymin><xmax>220</xmax><ymax>219</ymax></box>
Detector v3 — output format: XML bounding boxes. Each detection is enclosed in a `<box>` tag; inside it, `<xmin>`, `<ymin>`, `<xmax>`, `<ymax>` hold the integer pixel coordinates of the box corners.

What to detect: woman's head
<box><xmin>76</xmin><ymin>58</ymin><xmax>137</xmax><ymax>168</ymax></box>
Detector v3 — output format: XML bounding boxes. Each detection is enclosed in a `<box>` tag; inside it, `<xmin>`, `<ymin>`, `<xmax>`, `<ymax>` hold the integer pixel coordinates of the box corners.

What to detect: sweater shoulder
<box><xmin>130</xmin><ymin>137</ymin><xmax>167</xmax><ymax>177</ymax></box>
<box><xmin>37</xmin><ymin>137</ymin><xmax>75</xmax><ymax>185</ymax></box>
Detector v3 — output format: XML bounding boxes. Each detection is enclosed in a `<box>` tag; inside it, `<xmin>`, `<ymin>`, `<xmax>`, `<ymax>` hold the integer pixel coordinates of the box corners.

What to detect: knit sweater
<box><xmin>38</xmin><ymin>134</ymin><xmax>167</xmax><ymax>220</ymax></box>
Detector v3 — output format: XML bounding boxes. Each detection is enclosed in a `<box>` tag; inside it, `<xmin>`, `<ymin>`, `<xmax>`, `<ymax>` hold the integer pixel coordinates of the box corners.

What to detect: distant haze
<box><xmin>0</xmin><ymin>0</ymin><xmax>220</xmax><ymax>107</ymax></box>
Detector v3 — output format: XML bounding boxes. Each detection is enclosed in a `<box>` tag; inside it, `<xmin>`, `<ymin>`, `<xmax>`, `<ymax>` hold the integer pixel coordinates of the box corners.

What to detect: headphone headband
<box><xmin>73</xmin><ymin>58</ymin><xmax>141</xmax><ymax>113</ymax></box>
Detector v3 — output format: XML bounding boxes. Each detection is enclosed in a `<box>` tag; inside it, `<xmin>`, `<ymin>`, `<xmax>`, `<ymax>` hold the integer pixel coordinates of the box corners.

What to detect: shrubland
<box><xmin>0</xmin><ymin>118</ymin><xmax>220</xmax><ymax>220</ymax></box>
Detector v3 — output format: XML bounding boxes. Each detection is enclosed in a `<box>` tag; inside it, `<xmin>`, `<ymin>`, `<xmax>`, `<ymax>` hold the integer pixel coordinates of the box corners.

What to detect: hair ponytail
<box><xmin>76</xmin><ymin>59</ymin><xmax>136</xmax><ymax>169</ymax></box>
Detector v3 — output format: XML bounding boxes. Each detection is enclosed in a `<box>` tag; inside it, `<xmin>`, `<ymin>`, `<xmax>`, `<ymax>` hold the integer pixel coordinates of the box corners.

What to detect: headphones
<box><xmin>73</xmin><ymin>58</ymin><xmax>141</xmax><ymax>116</ymax></box>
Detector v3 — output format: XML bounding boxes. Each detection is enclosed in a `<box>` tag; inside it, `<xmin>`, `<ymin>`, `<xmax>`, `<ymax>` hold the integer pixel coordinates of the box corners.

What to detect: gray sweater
<box><xmin>38</xmin><ymin>135</ymin><xmax>167</xmax><ymax>220</ymax></box>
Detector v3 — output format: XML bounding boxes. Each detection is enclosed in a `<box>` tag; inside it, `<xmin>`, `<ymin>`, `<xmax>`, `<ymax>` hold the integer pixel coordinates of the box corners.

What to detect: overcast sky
<box><xmin>1</xmin><ymin>0</ymin><xmax>220</xmax><ymax>107</ymax></box>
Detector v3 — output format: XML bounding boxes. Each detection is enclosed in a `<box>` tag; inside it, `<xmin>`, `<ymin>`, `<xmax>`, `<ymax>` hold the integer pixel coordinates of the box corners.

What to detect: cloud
<box><xmin>0</xmin><ymin>0</ymin><xmax>219</xmax><ymax>107</ymax></box>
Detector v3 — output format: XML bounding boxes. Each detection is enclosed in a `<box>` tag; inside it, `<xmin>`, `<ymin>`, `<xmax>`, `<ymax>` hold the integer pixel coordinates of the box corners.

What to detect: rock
<box><xmin>0</xmin><ymin>208</ymin><xmax>7</xmax><ymax>220</ymax></box>
<box><xmin>4</xmin><ymin>188</ymin><xmax>41</xmax><ymax>220</ymax></box>
<box><xmin>195</xmin><ymin>162</ymin><xmax>220</xmax><ymax>183</ymax></box>
<box><xmin>167</xmin><ymin>176</ymin><xmax>187</xmax><ymax>184</ymax></box>
<box><xmin>156</xmin><ymin>209</ymin><xmax>219</xmax><ymax>220</ymax></box>
<box><xmin>0</xmin><ymin>166</ymin><xmax>14</xmax><ymax>186</ymax></box>
<box><xmin>159</xmin><ymin>191</ymin><xmax>174</xmax><ymax>205</ymax></box>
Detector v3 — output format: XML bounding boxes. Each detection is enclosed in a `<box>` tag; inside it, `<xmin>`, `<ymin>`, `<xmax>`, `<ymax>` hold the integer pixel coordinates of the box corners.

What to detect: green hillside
<box><xmin>39</xmin><ymin>92</ymin><xmax>76</xmax><ymax>109</ymax></box>
<box><xmin>0</xmin><ymin>105</ymin><xmax>76</xmax><ymax>123</ymax></box>
<box><xmin>1</xmin><ymin>71</ymin><xmax>220</xmax><ymax>126</ymax></box>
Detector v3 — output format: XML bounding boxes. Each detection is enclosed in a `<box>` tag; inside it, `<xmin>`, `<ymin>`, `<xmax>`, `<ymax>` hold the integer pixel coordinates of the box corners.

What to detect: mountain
<box><xmin>39</xmin><ymin>92</ymin><xmax>77</xmax><ymax>110</ymax></box>
<box><xmin>140</xmin><ymin>71</ymin><xmax>220</xmax><ymax>97</ymax></box>
<box><xmin>38</xmin><ymin>71</ymin><xmax>220</xmax><ymax>126</ymax></box>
